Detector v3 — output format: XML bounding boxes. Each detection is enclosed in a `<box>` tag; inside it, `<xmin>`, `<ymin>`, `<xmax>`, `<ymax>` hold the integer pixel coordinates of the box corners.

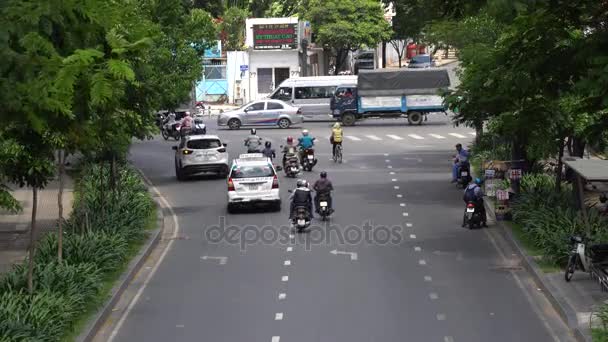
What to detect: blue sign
<box><xmin>240</xmin><ymin>65</ymin><xmax>249</xmax><ymax>71</ymax></box>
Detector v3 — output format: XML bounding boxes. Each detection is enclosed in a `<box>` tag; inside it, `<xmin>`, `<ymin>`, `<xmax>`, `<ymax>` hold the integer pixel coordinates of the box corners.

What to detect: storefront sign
<box><xmin>484</xmin><ymin>169</ymin><xmax>496</xmax><ymax>178</ymax></box>
<box><xmin>496</xmin><ymin>189</ymin><xmax>510</xmax><ymax>201</ymax></box>
<box><xmin>253</xmin><ymin>24</ymin><xmax>298</xmax><ymax>50</ymax></box>
<box><xmin>509</xmin><ymin>168</ymin><xmax>522</xmax><ymax>180</ymax></box>
<box><xmin>485</xmin><ymin>179</ymin><xmax>498</xmax><ymax>197</ymax></box>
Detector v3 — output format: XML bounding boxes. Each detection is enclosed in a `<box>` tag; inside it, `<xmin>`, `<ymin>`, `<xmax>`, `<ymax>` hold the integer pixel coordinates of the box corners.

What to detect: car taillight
<box><xmin>228</xmin><ymin>178</ymin><xmax>235</xmax><ymax>191</ymax></box>
<box><xmin>183</xmin><ymin>149</ymin><xmax>193</xmax><ymax>155</ymax></box>
<box><xmin>272</xmin><ymin>175</ymin><xmax>279</xmax><ymax>189</ymax></box>
<box><xmin>467</xmin><ymin>203</ymin><xmax>475</xmax><ymax>208</ymax></box>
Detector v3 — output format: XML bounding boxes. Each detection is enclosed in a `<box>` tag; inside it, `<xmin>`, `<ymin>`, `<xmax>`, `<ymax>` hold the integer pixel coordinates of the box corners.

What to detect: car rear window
<box><xmin>412</xmin><ymin>55</ymin><xmax>430</xmax><ymax>63</ymax></box>
<box><xmin>230</xmin><ymin>164</ymin><xmax>275</xmax><ymax>179</ymax></box>
<box><xmin>187</xmin><ymin>139</ymin><xmax>221</xmax><ymax>149</ymax></box>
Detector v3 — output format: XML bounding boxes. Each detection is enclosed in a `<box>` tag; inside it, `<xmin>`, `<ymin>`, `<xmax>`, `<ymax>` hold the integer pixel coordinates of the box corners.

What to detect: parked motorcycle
<box><xmin>317</xmin><ymin>192</ymin><xmax>333</xmax><ymax>221</ymax></box>
<box><xmin>301</xmin><ymin>148</ymin><xmax>317</xmax><ymax>171</ymax></box>
<box><xmin>565</xmin><ymin>236</ymin><xmax>608</xmax><ymax>284</ymax></box>
<box><xmin>457</xmin><ymin>162</ymin><xmax>472</xmax><ymax>189</ymax></box>
<box><xmin>462</xmin><ymin>201</ymin><xmax>482</xmax><ymax>229</ymax></box>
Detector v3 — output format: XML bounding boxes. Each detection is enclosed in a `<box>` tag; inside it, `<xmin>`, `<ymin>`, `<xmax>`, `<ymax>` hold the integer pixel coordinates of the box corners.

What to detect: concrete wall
<box><xmin>226</xmin><ymin>51</ymin><xmax>249</xmax><ymax>104</ymax></box>
<box><xmin>248</xmin><ymin>50</ymin><xmax>299</xmax><ymax>100</ymax></box>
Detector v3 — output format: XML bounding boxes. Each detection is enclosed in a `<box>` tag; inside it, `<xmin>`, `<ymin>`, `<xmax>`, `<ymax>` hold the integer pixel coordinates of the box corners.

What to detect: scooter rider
<box><xmin>313</xmin><ymin>171</ymin><xmax>334</xmax><ymax>214</ymax></box>
<box><xmin>262</xmin><ymin>141</ymin><xmax>276</xmax><ymax>160</ymax></box>
<box><xmin>298</xmin><ymin>129</ymin><xmax>316</xmax><ymax>161</ymax></box>
<box><xmin>244</xmin><ymin>128</ymin><xmax>263</xmax><ymax>153</ymax></box>
<box><xmin>289</xmin><ymin>179</ymin><xmax>313</xmax><ymax>220</ymax></box>
<box><xmin>282</xmin><ymin>136</ymin><xmax>298</xmax><ymax>167</ymax></box>
<box><xmin>180</xmin><ymin>111</ymin><xmax>193</xmax><ymax>137</ymax></box>
<box><xmin>463</xmin><ymin>178</ymin><xmax>487</xmax><ymax>227</ymax></box>
<box><xmin>452</xmin><ymin>143</ymin><xmax>470</xmax><ymax>183</ymax></box>
<box><xmin>330</xmin><ymin>122</ymin><xmax>343</xmax><ymax>159</ymax></box>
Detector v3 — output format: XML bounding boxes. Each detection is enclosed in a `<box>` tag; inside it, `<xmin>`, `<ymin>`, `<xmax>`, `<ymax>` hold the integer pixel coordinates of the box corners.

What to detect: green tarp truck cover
<box><xmin>357</xmin><ymin>68</ymin><xmax>451</xmax><ymax>96</ymax></box>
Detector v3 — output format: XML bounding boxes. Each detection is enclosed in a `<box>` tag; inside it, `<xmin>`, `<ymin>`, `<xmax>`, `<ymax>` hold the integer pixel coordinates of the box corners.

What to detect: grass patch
<box><xmin>507</xmin><ymin>222</ymin><xmax>561</xmax><ymax>273</ymax></box>
<box><xmin>593</xmin><ymin>328</ymin><xmax>608</xmax><ymax>342</ymax></box>
<box><xmin>61</xmin><ymin>204</ymin><xmax>157</xmax><ymax>341</ymax></box>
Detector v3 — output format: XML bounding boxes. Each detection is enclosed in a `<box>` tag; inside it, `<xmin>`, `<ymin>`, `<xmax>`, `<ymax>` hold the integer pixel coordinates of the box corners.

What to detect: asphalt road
<box><xmin>103</xmin><ymin>114</ymin><xmax>572</xmax><ymax>342</ymax></box>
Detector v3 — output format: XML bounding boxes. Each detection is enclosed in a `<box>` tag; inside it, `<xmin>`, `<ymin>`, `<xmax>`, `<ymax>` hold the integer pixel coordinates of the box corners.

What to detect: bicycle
<box><xmin>333</xmin><ymin>143</ymin><xmax>343</xmax><ymax>163</ymax></box>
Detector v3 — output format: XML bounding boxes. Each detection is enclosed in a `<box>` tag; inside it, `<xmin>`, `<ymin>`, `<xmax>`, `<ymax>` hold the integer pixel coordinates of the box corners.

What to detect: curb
<box><xmin>483</xmin><ymin>197</ymin><xmax>591</xmax><ymax>342</ymax></box>
<box><xmin>75</xmin><ymin>172</ymin><xmax>165</xmax><ymax>342</ymax></box>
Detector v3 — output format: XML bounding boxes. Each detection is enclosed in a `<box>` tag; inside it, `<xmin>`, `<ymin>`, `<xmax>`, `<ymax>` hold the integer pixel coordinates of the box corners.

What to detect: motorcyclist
<box><xmin>244</xmin><ymin>128</ymin><xmax>263</xmax><ymax>153</ymax></box>
<box><xmin>262</xmin><ymin>141</ymin><xmax>276</xmax><ymax>160</ymax></box>
<box><xmin>313</xmin><ymin>171</ymin><xmax>334</xmax><ymax>214</ymax></box>
<box><xmin>290</xmin><ymin>179</ymin><xmax>313</xmax><ymax>220</ymax></box>
<box><xmin>180</xmin><ymin>111</ymin><xmax>193</xmax><ymax>137</ymax></box>
<box><xmin>452</xmin><ymin>143</ymin><xmax>470</xmax><ymax>183</ymax></box>
<box><xmin>297</xmin><ymin>129</ymin><xmax>316</xmax><ymax>162</ymax></box>
<box><xmin>282</xmin><ymin>136</ymin><xmax>298</xmax><ymax>167</ymax></box>
<box><xmin>463</xmin><ymin>178</ymin><xmax>487</xmax><ymax>227</ymax></box>
<box><xmin>330</xmin><ymin>122</ymin><xmax>343</xmax><ymax>160</ymax></box>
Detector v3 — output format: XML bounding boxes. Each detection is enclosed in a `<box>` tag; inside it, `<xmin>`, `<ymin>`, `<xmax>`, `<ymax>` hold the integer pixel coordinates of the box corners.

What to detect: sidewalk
<box><xmin>0</xmin><ymin>176</ymin><xmax>74</xmax><ymax>274</ymax></box>
<box><xmin>485</xmin><ymin>198</ymin><xmax>608</xmax><ymax>341</ymax></box>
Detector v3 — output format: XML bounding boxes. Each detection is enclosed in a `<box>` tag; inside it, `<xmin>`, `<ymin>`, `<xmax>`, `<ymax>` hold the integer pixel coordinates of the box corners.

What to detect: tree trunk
<box><xmin>475</xmin><ymin>122</ymin><xmax>483</xmax><ymax>145</ymax></box>
<box><xmin>511</xmin><ymin>138</ymin><xmax>528</xmax><ymax>195</ymax></box>
<box><xmin>555</xmin><ymin>138</ymin><xmax>565</xmax><ymax>193</ymax></box>
<box><xmin>381</xmin><ymin>41</ymin><xmax>386</xmax><ymax>68</ymax></box>
<box><xmin>27</xmin><ymin>187</ymin><xmax>38</xmax><ymax>294</ymax></box>
<box><xmin>57</xmin><ymin>150</ymin><xmax>65</xmax><ymax>262</ymax></box>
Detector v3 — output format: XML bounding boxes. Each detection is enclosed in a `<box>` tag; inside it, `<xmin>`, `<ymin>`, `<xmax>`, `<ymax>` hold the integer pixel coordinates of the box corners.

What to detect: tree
<box><xmin>305</xmin><ymin>0</ymin><xmax>391</xmax><ymax>74</ymax></box>
<box><xmin>388</xmin><ymin>39</ymin><xmax>407</xmax><ymax>68</ymax></box>
<box><xmin>222</xmin><ymin>7</ymin><xmax>249</xmax><ymax>51</ymax></box>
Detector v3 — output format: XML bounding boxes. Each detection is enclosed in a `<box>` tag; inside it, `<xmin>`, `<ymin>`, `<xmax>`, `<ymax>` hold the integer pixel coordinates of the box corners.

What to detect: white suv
<box><xmin>173</xmin><ymin>135</ymin><xmax>229</xmax><ymax>181</ymax></box>
<box><xmin>227</xmin><ymin>154</ymin><xmax>281</xmax><ymax>213</ymax></box>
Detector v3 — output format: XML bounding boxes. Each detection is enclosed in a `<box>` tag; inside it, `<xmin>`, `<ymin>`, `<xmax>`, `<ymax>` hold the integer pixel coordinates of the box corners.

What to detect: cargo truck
<box><xmin>329</xmin><ymin>68</ymin><xmax>451</xmax><ymax>126</ymax></box>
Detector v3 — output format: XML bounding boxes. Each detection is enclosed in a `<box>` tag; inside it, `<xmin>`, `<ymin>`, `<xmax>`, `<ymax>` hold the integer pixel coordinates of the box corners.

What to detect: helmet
<box><xmin>185</xmin><ymin>111</ymin><xmax>190</xmax><ymax>116</ymax></box>
<box><xmin>286</xmin><ymin>136</ymin><xmax>293</xmax><ymax>144</ymax></box>
<box><xmin>474</xmin><ymin>178</ymin><xmax>482</xmax><ymax>185</ymax></box>
<box><xmin>251</xmin><ymin>128</ymin><xmax>256</xmax><ymax>135</ymax></box>
<box><xmin>265</xmin><ymin>141</ymin><xmax>271</xmax><ymax>148</ymax></box>
<box><xmin>302</xmin><ymin>129</ymin><xmax>309</xmax><ymax>136</ymax></box>
<box><xmin>320</xmin><ymin>171</ymin><xmax>327</xmax><ymax>178</ymax></box>
<box><xmin>333</xmin><ymin>122</ymin><xmax>341</xmax><ymax>129</ymax></box>
<box><xmin>297</xmin><ymin>179</ymin><xmax>308</xmax><ymax>188</ymax></box>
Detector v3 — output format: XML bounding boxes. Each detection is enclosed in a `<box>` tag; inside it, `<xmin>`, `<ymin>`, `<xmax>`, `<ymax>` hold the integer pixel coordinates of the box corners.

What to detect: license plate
<box><xmin>307</xmin><ymin>155</ymin><xmax>314</xmax><ymax>160</ymax></box>
<box><xmin>291</xmin><ymin>167</ymin><xmax>297</xmax><ymax>172</ymax></box>
<box><xmin>248</xmin><ymin>184</ymin><xmax>258</xmax><ymax>190</ymax></box>
<box><xmin>320</xmin><ymin>201</ymin><xmax>328</xmax><ymax>206</ymax></box>
<box><xmin>467</xmin><ymin>208</ymin><xmax>475</xmax><ymax>213</ymax></box>
<box><xmin>461</xmin><ymin>171</ymin><xmax>468</xmax><ymax>176</ymax></box>
<box><xmin>297</xmin><ymin>219</ymin><xmax>305</xmax><ymax>225</ymax></box>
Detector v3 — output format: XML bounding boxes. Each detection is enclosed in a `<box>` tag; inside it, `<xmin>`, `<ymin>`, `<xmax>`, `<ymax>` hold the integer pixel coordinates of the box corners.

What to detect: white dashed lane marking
<box><xmin>402</xmin><ymin>212</ymin><xmax>409</xmax><ymax>216</ymax></box>
<box><xmin>396</xmin><ymin>194</ymin><xmax>402</xmax><ymax>198</ymax></box>
<box><xmin>278</xmin><ymin>293</ymin><xmax>286</xmax><ymax>300</ymax></box>
<box><xmin>366</xmin><ymin>135</ymin><xmax>382</xmax><ymax>141</ymax></box>
<box><xmin>444</xmin><ymin>337</ymin><xmax>455</xmax><ymax>342</ymax></box>
<box><xmin>429</xmin><ymin>134</ymin><xmax>446</xmax><ymax>139</ymax></box>
<box><xmin>394</xmin><ymin>186</ymin><xmax>400</xmax><ymax>189</ymax></box>
<box><xmin>400</xmin><ymin>203</ymin><xmax>406</xmax><ymax>207</ymax></box>
<box><xmin>408</xmin><ymin>134</ymin><xmax>424</xmax><ymax>140</ymax></box>
<box><xmin>424</xmin><ymin>276</ymin><xmax>432</xmax><ymax>282</ymax></box>
<box><xmin>410</xmin><ymin>234</ymin><xmax>416</xmax><ymax>239</ymax></box>
<box><xmin>429</xmin><ymin>293</ymin><xmax>439</xmax><ymax>300</ymax></box>
<box><xmin>284</xmin><ymin>260</ymin><xmax>291</xmax><ymax>266</ymax></box>
<box><xmin>386</xmin><ymin>134</ymin><xmax>403</xmax><ymax>140</ymax></box>
<box><xmin>414</xmin><ymin>246</ymin><xmax>421</xmax><ymax>252</ymax></box>
<box><xmin>437</xmin><ymin>314</ymin><xmax>446</xmax><ymax>321</ymax></box>
<box><xmin>406</xmin><ymin>223</ymin><xmax>412</xmax><ymax>227</ymax></box>
<box><xmin>275</xmin><ymin>313</ymin><xmax>284</xmax><ymax>321</ymax></box>
<box><xmin>449</xmin><ymin>133</ymin><xmax>466</xmax><ymax>138</ymax></box>
<box><xmin>345</xmin><ymin>135</ymin><xmax>361</xmax><ymax>141</ymax></box>
<box><xmin>281</xmin><ymin>276</ymin><xmax>288</xmax><ymax>282</ymax></box>
<box><xmin>419</xmin><ymin>259</ymin><xmax>427</xmax><ymax>265</ymax></box>
<box><xmin>286</xmin><ymin>247</ymin><xmax>293</xmax><ymax>252</ymax></box>
<box><xmin>272</xmin><ymin>337</ymin><xmax>280</xmax><ymax>342</ymax></box>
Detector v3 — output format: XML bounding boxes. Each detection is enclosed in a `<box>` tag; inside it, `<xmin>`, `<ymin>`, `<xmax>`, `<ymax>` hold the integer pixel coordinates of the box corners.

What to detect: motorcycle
<box><xmin>292</xmin><ymin>206</ymin><xmax>312</xmax><ymax>232</ymax></box>
<box><xmin>462</xmin><ymin>201</ymin><xmax>482</xmax><ymax>229</ymax></box>
<box><xmin>457</xmin><ymin>161</ymin><xmax>472</xmax><ymax>189</ymax></box>
<box><xmin>191</xmin><ymin>116</ymin><xmax>207</xmax><ymax>135</ymax></box>
<box><xmin>301</xmin><ymin>148</ymin><xmax>317</xmax><ymax>171</ymax></box>
<box><xmin>317</xmin><ymin>192</ymin><xmax>333</xmax><ymax>221</ymax></box>
<box><xmin>284</xmin><ymin>155</ymin><xmax>300</xmax><ymax>178</ymax></box>
<box><xmin>162</xmin><ymin>122</ymin><xmax>181</xmax><ymax>141</ymax></box>
<box><xmin>565</xmin><ymin>235</ymin><xmax>608</xmax><ymax>286</ymax></box>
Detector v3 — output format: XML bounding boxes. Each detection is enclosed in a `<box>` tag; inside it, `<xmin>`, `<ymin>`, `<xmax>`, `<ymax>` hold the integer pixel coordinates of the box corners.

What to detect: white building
<box><xmin>227</xmin><ymin>17</ymin><xmax>327</xmax><ymax>103</ymax></box>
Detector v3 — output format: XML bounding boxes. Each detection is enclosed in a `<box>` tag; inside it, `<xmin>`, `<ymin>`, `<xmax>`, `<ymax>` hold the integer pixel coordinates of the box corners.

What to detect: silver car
<box><xmin>172</xmin><ymin>135</ymin><xmax>229</xmax><ymax>181</ymax></box>
<box><xmin>217</xmin><ymin>99</ymin><xmax>303</xmax><ymax>130</ymax></box>
<box><xmin>226</xmin><ymin>154</ymin><xmax>281</xmax><ymax>213</ymax></box>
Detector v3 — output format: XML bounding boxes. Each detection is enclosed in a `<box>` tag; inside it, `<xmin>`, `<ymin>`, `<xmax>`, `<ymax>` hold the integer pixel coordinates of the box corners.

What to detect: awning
<box><xmin>563</xmin><ymin>158</ymin><xmax>608</xmax><ymax>181</ymax></box>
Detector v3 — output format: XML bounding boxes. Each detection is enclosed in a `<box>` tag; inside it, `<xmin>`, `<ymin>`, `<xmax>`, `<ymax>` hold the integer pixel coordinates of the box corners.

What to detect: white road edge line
<box><xmin>108</xmin><ymin>173</ymin><xmax>180</xmax><ymax>342</ymax></box>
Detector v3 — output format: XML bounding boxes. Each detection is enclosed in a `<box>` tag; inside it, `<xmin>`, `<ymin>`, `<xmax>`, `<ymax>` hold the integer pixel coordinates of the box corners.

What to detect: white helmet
<box><xmin>302</xmin><ymin>129</ymin><xmax>309</xmax><ymax>136</ymax></box>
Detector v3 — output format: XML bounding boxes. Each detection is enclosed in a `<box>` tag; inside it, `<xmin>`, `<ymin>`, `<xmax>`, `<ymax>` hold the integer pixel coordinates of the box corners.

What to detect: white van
<box><xmin>268</xmin><ymin>76</ymin><xmax>357</xmax><ymax>121</ymax></box>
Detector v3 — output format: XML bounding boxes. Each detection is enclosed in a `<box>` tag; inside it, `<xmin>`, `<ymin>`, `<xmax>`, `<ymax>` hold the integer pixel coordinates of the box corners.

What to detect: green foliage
<box><xmin>0</xmin><ymin>164</ymin><xmax>154</xmax><ymax>340</ymax></box>
<box><xmin>305</xmin><ymin>0</ymin><xmax>391</xmax><ymax>73</ymax></box>
<box><xmin>222</xmin><ymin>7</ymin><xmax>249</xmax><ymax>51</ymax></box>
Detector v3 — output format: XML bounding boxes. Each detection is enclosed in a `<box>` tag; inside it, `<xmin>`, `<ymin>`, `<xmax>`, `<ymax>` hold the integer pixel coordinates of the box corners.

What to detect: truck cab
<box><xmin>330</xmin><ymin>85</ymin><xmax>358</xmax><ymax>122</ymax></box>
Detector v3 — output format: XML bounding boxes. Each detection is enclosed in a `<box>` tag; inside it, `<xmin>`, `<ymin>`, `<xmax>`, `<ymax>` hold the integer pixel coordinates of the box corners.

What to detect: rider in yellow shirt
<box><xmin>330</xmin><ymin>122</ymin><xmax>343</xmax><ymax>159</ymax></box>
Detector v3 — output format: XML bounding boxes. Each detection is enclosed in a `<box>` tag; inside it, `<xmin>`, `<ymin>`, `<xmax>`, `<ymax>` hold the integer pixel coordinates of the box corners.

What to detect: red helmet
<box><xmin>286</xmin><ymin>136</ymin><xmax>293</xmax><ymax>144</ymax></box>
